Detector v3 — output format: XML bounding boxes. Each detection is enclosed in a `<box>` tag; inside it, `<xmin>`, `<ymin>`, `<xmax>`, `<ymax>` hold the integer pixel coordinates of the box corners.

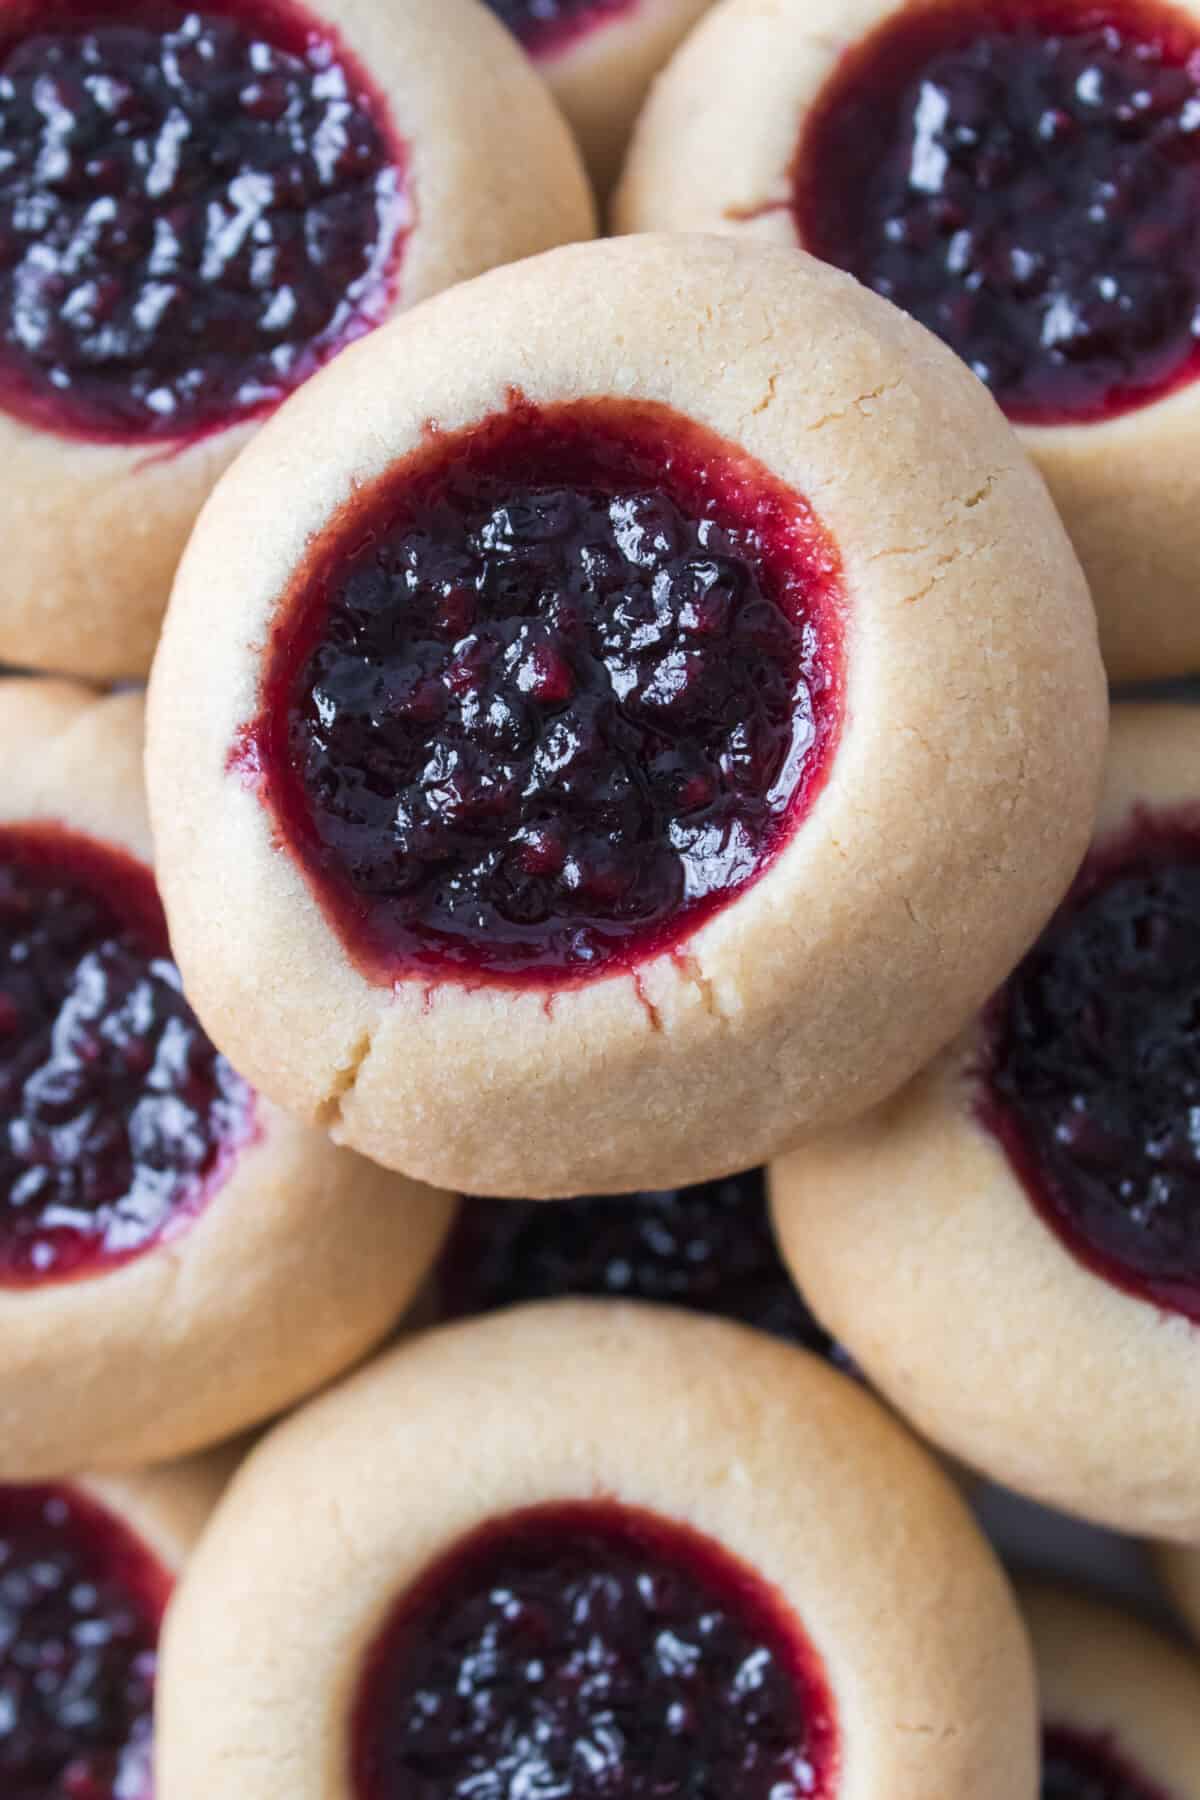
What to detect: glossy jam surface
<box><xmin>1042</xmin><ymin>1726</ymin><xmax>1168</xmax><ymax>1799</ymax></box>
<box><xmin>0</xmin><ymin>824</ymin><xmax>254</xmax><ymax>1284</ymax></box>
<box><xmin>0</xmin><ymin>1483</ymin><xmax>168</xmax><ymax>1800</ymax></box>
<box><xmin>0</xmin><ymin>0</ymin><xmax>407</xmax><ymax>443</ymax></box>
<box><xmin>484</xmin><ymin>0</ymin><xmax>633</xmax><ymax>58</ymax></box>
<box><xmin>439</xmin><ymin>1167</ymin><xmax>850</xmax><ymax>1362</ymax></box>
<box><xmin>796</xmin><ymin>0</ymin><xmax>1200</xmax><ymax>425</ymax></box>
<box><xmin>246</xmin><ymin>397</ymin><xmax>844</xmax><ymax>987</ymax></box>
<box><xmin>351</xmin><ymin>1501</ymin><xmax>838</xmax><ymax>1800</ymax></box>
<box><xmin>981</xmin><ymin>811</ymin><xmax>1200</xmax><ymax>1322</ymax></box>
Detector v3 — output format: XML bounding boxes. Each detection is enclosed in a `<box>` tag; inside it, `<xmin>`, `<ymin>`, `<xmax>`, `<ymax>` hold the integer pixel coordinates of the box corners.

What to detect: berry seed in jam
<box><xmin>351</xmin><ymin>1501</ymin><xmax>838</xmax><ymax>1800</ymax></box>
<box><xmin>484</xmin><ymin>0</ymin><xmax>633</xmax><ymax>59</ymax></box>
<box><xmin>1042</xmin><ymin>1726</ymin><xmax>1168</xmax><ymax>1800</ymax></box>
<box><xmin>244</xmin><ymin>396</ymin><xmax>844</xmax><ymax>987</ymax></box>
<box><xmin>980</xmin><ymin>810</ymin><xmax>1200</xmax><ymax>1323</ymax></box>
<box><xmin>439</xmin><ymin>1167</ymin><xmax>851</xmax><ymax>1364</ymax></box>
<box><xmin>795</xmin><ymin>0</ymin><xmax>1200</xmax><ymax>426</ymax></box>
<box><xmin>0</xmin><ymin>0</ymin><xmax>408</xmax><ymax>444</ymax></box>
<box><xmin>0</xmin><ymin>1482</ymin><xmax>168</xmax><ymax>1800</ymax></box>
<box><xmin>0</xmin><ymin>824</ymin><xmax>254</xmax><ymax>1285</ymax></box>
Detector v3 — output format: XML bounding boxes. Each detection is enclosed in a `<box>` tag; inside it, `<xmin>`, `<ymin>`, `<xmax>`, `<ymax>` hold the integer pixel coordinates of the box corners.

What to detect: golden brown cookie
<box><xmin>0</xmin><ymin>0</ymin><xmax>593</xmax><ymax>683</ymax></box>
<box><xmin>616</xmin><ymin>0</ymin><xmax>1200</xmax><ymax>680</ymax></box>
<box><xmin>147</xmin><ymin>232</ymin><xmax>1105</xmax><ymax>1199</ymax></box>
<box><xmin>156</xmin><ymin>1301</ymin><xmax>1037</xmax><ymax>1800</ymax></box>
<box><xmin>0</xmin><ymin>1448</ymin><xmax>236</xmax><ymax>1795</ymax></box>
<box><xmin>1019</xmin><ymin>1580</ymin><xmax>1200</xmax><ymax>1797</ymax></box>
<box><xmin>772</xmin><ymin>703</ymin><xmax>1200</xmax><ymax>1540</ymax></box>
<box><xmin>0</xmin><ymin>677</ymin><xmax>454</xmax><ymax>1477</ymax></box>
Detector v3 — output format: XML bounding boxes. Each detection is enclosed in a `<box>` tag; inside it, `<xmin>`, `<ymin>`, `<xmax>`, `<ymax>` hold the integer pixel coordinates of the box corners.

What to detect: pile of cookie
<box><xmin>0</xmin><ymin>0</ymin><xmax>1199</xmax><ymax>1795</ymax></box>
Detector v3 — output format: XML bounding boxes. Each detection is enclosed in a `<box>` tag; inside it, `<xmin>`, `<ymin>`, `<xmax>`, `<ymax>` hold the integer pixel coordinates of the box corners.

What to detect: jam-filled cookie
<box><xmin>0</xmin><ymin>1448</ymin><xmax>234</xmax><ymax>1798</ymax></box>
<box><xmin>156</xmin><ymin>1301</ymin><xmax>1036</xmax><ymax>1800</ymax></box>
<box><xmin>771</xmin><ymin>703</ymin><xmax>1200</xmax><ymax>1540</ymax></box>
<box><xmin>437</xmin><ymin>1167</ymin><xmax>854</xmax><ymax>1365</ymax></box>
<box><xmin>0</xmin><ymin>677</ymin><xmax>454</xmax><ymax>1477</ymax></box>
<box><xmin>1019</xmin><ymin>1580</ymin><xmax>1200</xmax><ymax>1799</ymax></box>
<box><xmin>146</xmin><ymin>233</ymin><xmax>1105</xmax><ymax>1199</ymax></box>
<box><xmin>1157</xmin><ymin>1542</ymin><xmax>1200</xmax><ymax>1646</ymax></box>
<box><xmin>0</xmin><ymin>0</ymin><xmax>593</xmax><ymax>684</ymax></box>
<box><xmin>616</xmin><ymin>0</ymin><xmax>1200</xmax><ymax>680</ymax></box>
<box><xmin>484</xmin><ymin>0</ymin><xmax>712</xmax><ymax>195</ymax></box>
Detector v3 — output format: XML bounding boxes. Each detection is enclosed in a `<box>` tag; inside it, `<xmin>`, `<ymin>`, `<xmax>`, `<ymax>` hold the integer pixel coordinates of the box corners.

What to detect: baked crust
<box><xmin>147</xmin><ymin>231</ymin><xmax>1106</xmax><ymax>1199</ymax></box>
<box><xmin>533</xmin><ymin>0</ymin><xmax>715</xmax><ymax>197</ymax></box>
<box><xmin>0</xmin><ymin>0</ymin><xmax>594</xmax><ymax>684</ymax></box>
<box><xmin>771</xmin><ymin>704</ymin><xmax>1200</xmax><ymax>1540</ymax></box>
<box><xmin>614</xmin><ymin>0</ymin><xmax>1200</xmax><ymax>681</ymax></box>
<box><xmin>156</xmin><ymin>1300</ymin><xmax>1036</xmax><ymax>1800</ymax></box>
<box><xmin>1157</xmin><ymin>1542</ymin><xmax>1200</xmax><ymax>1647</ymax></box>
<box><xmin>0</xmin><ymin>678</ymin><xmax>455</xmax><ymax>1477</ymax></box>
<box><xmin>1017</xmin><ymin>1580</ymin><xmax>1200</xmax><ymax>1796</ymax></box>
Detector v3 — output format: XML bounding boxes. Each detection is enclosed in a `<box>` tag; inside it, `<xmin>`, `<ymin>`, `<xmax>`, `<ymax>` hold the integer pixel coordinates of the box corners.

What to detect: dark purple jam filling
<box><xmin>1042</xmin><ymin>1725</ymin><xmax>1169</xmax><ymax>1800</ymax></box>
<box><xmin>795</xmin><ymin>0</ymin><xmax>1200</xmax><ymax>426</ymax></box>
<box><xmin>980</xmin><ymin>810</ymin><xmax>1200</xmax><ymax>1323</ymax></box>
<box><xmin>0</xmin><ymin>1482</ymin><xmax>168</xmax><ymax>1800</ymax></box>
<box><xmin>0</xmin><ymin>0</ymin><xmax>408</xmax><ymax>444</ymax></box>
<box><xmin>439</xmin><ymin>1167</ymin><xmax>852</xmax><ymax>1364</ymax></box>
<box><xmin>484</xmin><ymin>0</ymin><xmax>634</xmax><ymax>59</ymax></box>
<box><xmin>351</xmin><ymin>1500</ymin><xmax>838</xmax><ymax>1800</ymax></box>
<box><xmin>242</xmin><ymin>395</ymin><xmax>844</xmax><ymax>987</ymax></box>
<box><xmin>0</xmin><ymin>824</ymin><xmax>254</xmax><ymax>1285</ymax></box>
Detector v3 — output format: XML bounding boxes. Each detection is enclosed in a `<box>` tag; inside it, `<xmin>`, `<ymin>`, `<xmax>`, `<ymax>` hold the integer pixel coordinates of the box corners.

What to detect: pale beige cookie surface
<box><xmin>1019</xmin><ymin>1580</ymin><xmax>1200</xmax><ymax>1797</ymax></box>
<box><xmin>157</xmin><ymin>1300</ymin><xmax>1036</xmax><ymax>1800</ymax></box>
<box><xmin>615</xmin><ymin>0</ymin><xmax>1200</xmax><ymax>681</ymax></box>
<box><xmin>0</xmin><ymin>678</ymin><xmax>455</xmax><ymax>1477</ymax></box>
<box><xmin>0</xmin><ymin>0</ymin><xmax>594</xmax><ymax>683</ymax></box>
<box><xmin>772</xmin><ymin>705</ymin><xmax>1200</xmax><ymax>1541</ymax></box>
<box><xmin>147</xmin><ymin>232</ymin><xmax>1105</xmax><ymax>1199</ymax></box>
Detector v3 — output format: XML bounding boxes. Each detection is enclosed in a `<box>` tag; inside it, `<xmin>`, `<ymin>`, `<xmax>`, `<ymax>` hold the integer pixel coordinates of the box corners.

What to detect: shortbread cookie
<box><xmin>1019</xmin><ymin>1580</ymin><xmax>1200</xmax><ymax>1799</ymax></box>
<box><xmin>156</xmin><ymin>1302</ymin><xmax>1036</xmax><ymax>1800</ymax></box>
<box><xmin>147</xmin><ymin>233</ymin><xmax>1105</xmax><ymax>1198</ymax></box>
<box><xmin>0</xmin><ymin>0</ymin><xmax>592</xmax><ymax>681</ymax></box>
<box><xmin>772</xmin><ymin>704</ymin><xmax>1200</xmax><ymax>1539</ymax></box>
<box><xmin>0</xmin><ymin>677</ymin><xmax>454</xmax><ymax>1475</ymax></box>
<box><xmin>617</xmin><ymin>0</ymin><xmax>1200</xmax><ymax>679</ymax></box>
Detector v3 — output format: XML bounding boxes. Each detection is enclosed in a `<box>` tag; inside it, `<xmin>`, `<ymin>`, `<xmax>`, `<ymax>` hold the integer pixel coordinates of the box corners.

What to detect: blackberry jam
<box><xmin>439</xmin><ymin>1167</ymin><xmax>850</xmax><ymax>1363</ymax></box>
<box><xmin>244</xmin><ymin>395</ymin><xmax>844</xmax><ymax>987</ymax></box>
<box><xmin>0</xmin><ymin>1482</ymin><xmax>168</xmax><ymax>1800</ymax></box>
<box><xmin>796</xmin><ymin>0</ymin><xmax>1200</xmax><ymax>425</ymax></box>
<box><xmin>351</xmin><ymin>1500</ymin><xmax>838</xmax><ymax>1800</ymax></box>
<box><xmin>0</xmin><ymin>0</ymin><xmax>408</xmax><ymax>442</ymax></box>
<box><xmin>0</xmin><ymin>823</ymin><xmax>254</xmax><ymax>1284</ymax></box>
<box><xmin>981</xmin><ymin>810</ymin><xmax>1200</xmax><ymax>1322</ymax></box>
<box><xmin>484</xmin><ymin>0</ymin><xmax>634</xmax><ymax>59</ymax></box>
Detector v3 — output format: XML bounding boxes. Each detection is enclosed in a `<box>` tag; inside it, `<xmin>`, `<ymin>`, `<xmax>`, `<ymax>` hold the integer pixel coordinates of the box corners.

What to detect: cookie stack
<box><xmin>0</xmin><ymin>1</ymin><xmax>1199</xmax><ymax>1797</ymax></box>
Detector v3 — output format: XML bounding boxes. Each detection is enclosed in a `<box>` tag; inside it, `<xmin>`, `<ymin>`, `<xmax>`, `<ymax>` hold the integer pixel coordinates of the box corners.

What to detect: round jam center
<box><xmin>795</xmin><ymin>0</ymin><xmax>1200</xmax><ymax>425</ymax></box>
<box><xmin>980</xmin><ymin>813</ymin><xmax>1200</xmax><ymax>1323</ymax></box>
<box><xmin>484</xmin><ymin>0</ymin><xmax>634</xmax><ymax>58</ymax></box>
<box><xmin>0</xmin><ymin>824</ymin><xmax>254</xmax><ymax>1285</ymax></box>
<box><xmin>0</xmin><ymin>0</ymin><xmax>407</xmax><ymax>443</ymax></box>
<box><xmin>439</xmin><ymin>1168</ymin><xmax>850</xmax><ymax>1363</ymax></box>
<box><xmin>351</xmin><ymin>1501</ymin><xmax>837</xmax><ymax>1800</ymax></box>
<box><xmin>1042</xmin><ymin>1726</ymin><xmax>1168</xmax><ymax>1799</ymax></box>
<box><xmin>246</xmin><ymin>397</ymin><xmax>843</xmax><ymax>986</ymax></box>
<box><xmin>0</xmin><ymin>1483</ymin><xmax>167</xmax><ymax>1800</ymax></box>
